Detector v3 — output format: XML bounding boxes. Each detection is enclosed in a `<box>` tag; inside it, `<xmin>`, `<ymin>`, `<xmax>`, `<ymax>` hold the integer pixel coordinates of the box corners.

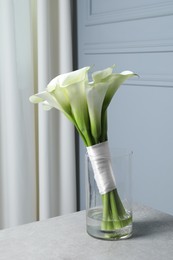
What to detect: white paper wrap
<box><xmin>87</xmin><ymin>141</ymin><xmax>116</xmax><ymax>194</ymax></box>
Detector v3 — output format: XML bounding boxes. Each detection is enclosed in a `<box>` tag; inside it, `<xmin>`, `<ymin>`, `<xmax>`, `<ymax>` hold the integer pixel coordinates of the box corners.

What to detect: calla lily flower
<box><xmin>30</xmin><ymin>65</ymin><xmax>137</xmax><ymax>146</ymax></box>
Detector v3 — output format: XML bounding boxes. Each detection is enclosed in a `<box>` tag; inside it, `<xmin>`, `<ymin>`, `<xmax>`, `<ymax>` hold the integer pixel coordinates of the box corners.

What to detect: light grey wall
<box><xmin>77</xmin><ymin>0</ymin><xmax>173</xmax><ymax>214</ymax></box>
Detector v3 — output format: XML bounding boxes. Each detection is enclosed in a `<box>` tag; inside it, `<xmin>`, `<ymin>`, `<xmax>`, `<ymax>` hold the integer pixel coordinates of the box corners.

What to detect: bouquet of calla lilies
<box><xmin>30</xmin><ymin>65</ymin><xmax>136</xmax><ymax>232</ymax></box>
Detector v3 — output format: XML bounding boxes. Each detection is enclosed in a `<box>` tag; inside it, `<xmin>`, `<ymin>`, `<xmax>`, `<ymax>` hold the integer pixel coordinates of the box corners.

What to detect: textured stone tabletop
<box><xmin>0</xmin><ymin>204</ymin><xmax>173</xmax><ymax>260</ymax></box>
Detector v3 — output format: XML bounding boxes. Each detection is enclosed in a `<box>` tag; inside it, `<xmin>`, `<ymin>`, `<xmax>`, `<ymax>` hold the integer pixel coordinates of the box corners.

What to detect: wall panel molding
<box><xmin>125</xmin><ymin>74</ymin><xmax>173</xmax><ymax>88</ymax></box>
<box><xmin>86</xmin><ymin>0</ymin><xmax>173</xmax><ymax>26</ymax></box>
<box><xmin>84</xmin><ymin>39</ymin><xmax>173</xmax><ymax>54</ymax></box>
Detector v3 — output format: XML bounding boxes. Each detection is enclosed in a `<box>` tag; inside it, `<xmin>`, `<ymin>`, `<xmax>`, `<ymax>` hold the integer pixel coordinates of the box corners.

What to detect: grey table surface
<box><xmin>0</xmin><ymin>204</ymin><xmax>173</xmax><ymax>260</ymax></box>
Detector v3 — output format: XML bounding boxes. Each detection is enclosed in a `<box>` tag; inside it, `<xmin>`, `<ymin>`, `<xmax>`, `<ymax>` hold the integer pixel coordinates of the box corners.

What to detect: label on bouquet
<box><xmin>87</xmin><ymin>141</ymin><xmax>116</xmax><ymax>194</ymax></box>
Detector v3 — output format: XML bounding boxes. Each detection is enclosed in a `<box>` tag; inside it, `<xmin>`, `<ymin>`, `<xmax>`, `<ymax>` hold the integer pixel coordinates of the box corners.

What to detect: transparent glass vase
<box><xmin>85</xmin><ymin>148</ymin><xmax>133</xmax><ymax>240</ymax></box>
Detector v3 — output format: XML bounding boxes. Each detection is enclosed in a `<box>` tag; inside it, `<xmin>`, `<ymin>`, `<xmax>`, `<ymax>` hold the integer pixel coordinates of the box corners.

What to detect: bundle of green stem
<box><xmin>30</xmin><ymin>65</ymin><xmax>136</xmax><ymax>231</ymax></box>
<box><xmin>101</xmin><ymin>189</ymin><xmax>132</xmax><ymax>231</ymax></box>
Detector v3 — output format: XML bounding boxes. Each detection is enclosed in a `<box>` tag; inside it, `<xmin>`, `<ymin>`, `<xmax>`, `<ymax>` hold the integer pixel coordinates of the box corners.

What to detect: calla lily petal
<box><xmin>42</xmin><ymin>101</ymin><xmax>53</xmax><ymax>111</ymax></box>
<box><xmin>102</xmin><ymin>71</ymin><xmax>137</xmax><ymax>112</ymax></box>
<box><xmin>92</xmin><ymin>65</ymin><xmax>115</xmax><ymax>83</ymax></box>
<box><xmin>86</xmin><ymin>82</ymin><xmax>109</xmax><ymax>142</ymax></box>
<box><xmin>29</xmin><ymin>95</ymin><xmax>44</xmax><ymax>103</ymax></box>
<box><xmin>47</xmin><ymin>67</ymin><xmax>90</xmax><ymax>90</ymax></box>
<box><xmin>50</xmin><ymin>87</ymin><xmax>71</xmax><ymax>115</ymax></box>
<box><xmin>35</xmin><ymin>91</ymin><xmax>61</xmax><ymax>111</ymax></box>
<box><xmin>120</xmin><ymin>70</ymin><xmax>134</xmax><ymax>75</ymax></box>
<box><xmin>65</xmin><ymin>80</ymin><xmax>93</xmax><ymax>145</ymax></box>
<box><xmin>59</xmin><ymin>67</ymin><xmax>90</xmax><ymax>87</ymax></box>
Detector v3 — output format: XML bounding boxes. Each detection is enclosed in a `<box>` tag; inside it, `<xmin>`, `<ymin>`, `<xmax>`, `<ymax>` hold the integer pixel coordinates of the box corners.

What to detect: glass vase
<box><xmin>85</xmin><ymin>147</ymin><xmax>133</xmax><ymax>240</ymax></box>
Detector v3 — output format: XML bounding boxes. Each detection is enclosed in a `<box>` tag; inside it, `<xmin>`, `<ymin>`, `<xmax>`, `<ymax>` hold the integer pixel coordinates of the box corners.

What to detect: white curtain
<box><xmin>0</xmin><ymin>0</ymin><xmax>76</xmax><ymax>229</ymax></box>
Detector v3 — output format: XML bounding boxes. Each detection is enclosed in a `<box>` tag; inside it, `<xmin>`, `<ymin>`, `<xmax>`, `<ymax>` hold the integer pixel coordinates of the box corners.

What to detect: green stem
<box><xmin>100</xmin><ymin>111</ymin><xmax>108</xmax><ymax>142</ymax></box>
<box><xmin>101</xmin><ymin>193</ymin><xmax>109</xmax><ymax>230</ymax></box>
<box><xmin>113</xmin><ymin>189</ymin><xmax>126</xmax><ymax>217</ymax></box>
<box><xmin>109</xmin><ymin>190</ymin><xmax>122</xmax><ymax>229</ymax></box>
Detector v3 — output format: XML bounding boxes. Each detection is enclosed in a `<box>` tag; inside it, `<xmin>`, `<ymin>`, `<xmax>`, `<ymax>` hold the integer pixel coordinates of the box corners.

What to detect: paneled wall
<box><xmin>77</xmin><ymin>0</ymin><xmax>173</xmax><ymax>214</ymax></box>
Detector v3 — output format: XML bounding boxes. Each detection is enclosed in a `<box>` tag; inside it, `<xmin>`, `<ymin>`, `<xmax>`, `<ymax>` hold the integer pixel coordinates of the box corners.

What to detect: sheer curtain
<box><xmin>0</xmin><ymin>0</ymin><xmax>76</xmax><ymax>229</ymax></box>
